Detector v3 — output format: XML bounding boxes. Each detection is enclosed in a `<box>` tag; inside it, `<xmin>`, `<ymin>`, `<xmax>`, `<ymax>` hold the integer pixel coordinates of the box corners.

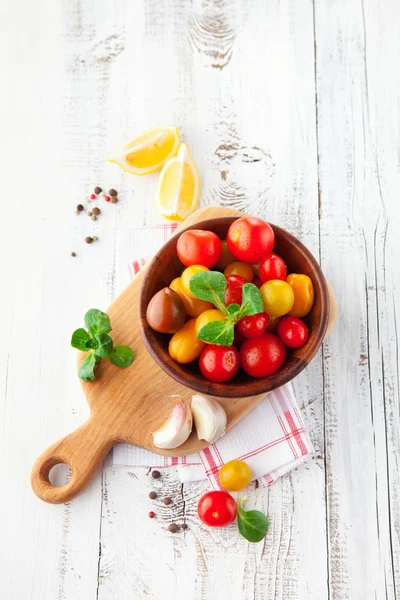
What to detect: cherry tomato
<box><xmin>240</xmin><ymin>333</ymin><xmax>286</xmax><ymax>378</ymax></box>
<box><xmin>170</xmin><ymin>277</ymin><xmax>213</xmax><ymax>317</ymax></box>
<box><xmin>198</xmin><ymin>491</ymin><xmax>237</xmax><ymax>527</ymax></box>
<box><xmin>277</xmin><ymin>316</ymin><xmax>309</xmax><ymax>348</ymax></box>
<box><xmin>169</xmin><ymin>319</ymin><xmax>206</xmax><ymax>364</ymax></box>
<box><xmin>259</xmin><ymin>253</ymin><xmax>287</xmax><ymax>283</ymax></box>
<box><xmin>219</xmin><ymin>460</ymin><xmax>252</xmax><ymax>491</ymax></box>
<box><xmin>181</xmin><ymin>265</ymin><xmax>209</xmax><ymax>299</ymax></box>
<box><xmin>199</xmin><ymin>345</ymin><xmax>240</xmax><ymax>382</ymax></box>
<box><xmin>214</xmin><ymin>240</ymin><xmax>236</xmax><ymax>270</ymax></box>
<box><xmin>266</xmin><ymin>315</ymin><xmax>281</xmax><ymax>333</ymax></box>
<box><xmin>286</xmin><ymin>273</ymin><xmax>315</xmax><ymax>318</ymax></box>
<box><xmin>195</xmin><ymin>309</ymin><xmax>226</xmax><ymax>340</ymax></box>
<box><xmin>224</xmin><ymin>274</ymin><xmax>247</xmax><ymax>306</ymax></box>
<box><xmin>177</xmin><ymin>230</ymin><xmax>222</xmax><ymax>268</ymax></box>
<box><xmin>146</xmin><ymin>287</ymin><xmax>185</xmax><ymax>333</ymax></box>
<box><xmin>224</xmin><ymin>261</ymin><xmax>254</xmax><ymax>282</ymax></box>
<box><xmin>260</xmin><ymin>280</ymin><xmax>295</xmax><ymax>317</ymax></box>
<box><xmin>236</xmin><ymin>313</ymin><xmax>268</xmax><ymax>338</ymax></box>
<box><xmin>226</xmin><ymin>216</ymin><xmax>275</xmax><ymax>263</ymax></box>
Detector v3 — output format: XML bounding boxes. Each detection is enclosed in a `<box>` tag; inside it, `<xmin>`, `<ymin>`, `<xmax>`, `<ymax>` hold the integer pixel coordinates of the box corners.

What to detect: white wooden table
<box><xmin>1</xmin><ymin>0</ymin><xmax>399</xmax><ymax>598</ymax></box>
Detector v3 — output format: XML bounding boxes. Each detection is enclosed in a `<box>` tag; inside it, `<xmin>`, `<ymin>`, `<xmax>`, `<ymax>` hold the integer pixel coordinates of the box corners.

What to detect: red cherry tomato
<box><xmin>177</xmin><ymin>229</ymin><xmax>222</xmax><ymax>268</ymax></box>
<box><xmin>237</xmin><ymin>313</ymin><xmax>268</xmax><ymax>338</ymax></box>
<box><xmin>226</xmin><ymin>217</ymin><xmax>275</xmax><ymax>263</ymax></box>
<box><xmin>199</xmin><ymin>345</ymin><xmax>240</xmax><ymax>382</ymax></box>
<box><xmin>277</xmin><ymin>316</ymin><xmax>309</xmax><ymax>348</ymax></box>
<box><xmin>259</xmin><ymin>253</ymin><xmax>287</xmax><ymax>283</ymax></box>
<box><xmin>240</xmin><ymin>333</ymin><xmax>286</xmax><ymax>378</ymax></box>
<box><xmin>224</xmin><ymin>274</ymin><xmax>247</xmax><ymax>306</ymax></box>
<box><xmin>198</xmin><ymin>491</ymin><xmax>237</xmax><ymax>527</ymax></box>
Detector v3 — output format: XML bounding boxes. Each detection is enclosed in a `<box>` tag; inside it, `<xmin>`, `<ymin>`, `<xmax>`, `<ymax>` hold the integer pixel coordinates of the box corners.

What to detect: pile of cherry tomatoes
<box><xmin>146</xmin><ymin>216</ymin><xmax>314</xmax><ymax>383</ymax></box>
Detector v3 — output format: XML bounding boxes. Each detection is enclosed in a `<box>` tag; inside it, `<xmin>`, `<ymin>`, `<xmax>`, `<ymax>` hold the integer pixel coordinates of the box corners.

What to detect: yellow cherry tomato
<box><xmin>224</xmin><ymin>261</ymin><xmax>254</xmax><ymax>282</ymax></box>
<box><xmin>214</xmin><ymin>240</ymin><xmax>236</xmax><ymax>270</ymax></box>
<box><xmin>195</xmin><ymin>309</ymin><xmax>226</xmax><ymax>341</ymax></box>
<box><xmin>260</xmin><ymin>280</ymin><xmax>295</xmax><ymax>317</ymax></box>
<box><xmin>170</xmin><ymin>277</ymin><xmax>213</xmax><ymax>317</ymax></box>
<box><xmin>286</xmin><ymin>273</ymin><xmax>315</xmax><ymax>317</ymax></box>
<box><xmin>168</xmin><ymin>319</ymin><xmax>206</xmax><ymax>364</ymax></box>
<box><xmin>181</xmin><ymin>265</ymin><xmax>209</xmax><ymax>299</ymax></box>
<box><xmin>219</xmin><ymin>460</ymin><xmax>252</xmax><ymax>491</ymax></box>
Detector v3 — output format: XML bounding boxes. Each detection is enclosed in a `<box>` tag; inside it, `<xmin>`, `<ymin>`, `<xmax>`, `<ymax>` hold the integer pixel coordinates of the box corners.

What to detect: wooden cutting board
<box><xmin>31</xmin><ymin>206</ymin><xmax>337</xmax><ymax>504</ymax></box>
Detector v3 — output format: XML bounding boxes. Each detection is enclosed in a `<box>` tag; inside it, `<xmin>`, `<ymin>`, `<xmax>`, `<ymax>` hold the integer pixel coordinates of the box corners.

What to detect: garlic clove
<box><xmin>153</xmin><ymin>400</ymin><xmax>192</xmax><ymax>449</ymax></box>
<box><xmin>191</xmin><ymin>394</ymin><xmax>227</xmax><ymax>444</ymax></box>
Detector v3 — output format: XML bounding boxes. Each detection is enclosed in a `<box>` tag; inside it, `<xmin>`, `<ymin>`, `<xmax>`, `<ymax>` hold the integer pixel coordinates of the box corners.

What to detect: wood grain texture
<box><xmin>1</xmin><ymin>0</ymin><xmax>399</xmax><ymax>597</ymax></box>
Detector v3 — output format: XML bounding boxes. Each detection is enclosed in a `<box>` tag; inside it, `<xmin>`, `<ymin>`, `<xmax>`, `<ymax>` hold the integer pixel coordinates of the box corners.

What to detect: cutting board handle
<box><xmin>31</xmin><ymin>418</ymin><xmax>112</xmax><ymax>504</ymax></box>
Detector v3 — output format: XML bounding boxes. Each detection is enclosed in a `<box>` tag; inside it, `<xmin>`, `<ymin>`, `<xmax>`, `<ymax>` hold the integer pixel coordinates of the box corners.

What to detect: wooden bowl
<box><xmin>139</xmin><ymin>217</ymin><xmax>329</xmax><ymax>398</ymax></box>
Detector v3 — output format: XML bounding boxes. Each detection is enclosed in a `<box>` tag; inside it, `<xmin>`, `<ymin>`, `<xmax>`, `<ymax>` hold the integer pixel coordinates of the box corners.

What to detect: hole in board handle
<box><xmin>48</xmin><ymin>463</ymin><xmax>72</xmax><ymax>487</ymax></box>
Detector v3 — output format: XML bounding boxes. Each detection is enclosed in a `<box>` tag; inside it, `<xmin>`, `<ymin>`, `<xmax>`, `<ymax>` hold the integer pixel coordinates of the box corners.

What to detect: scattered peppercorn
<box><xmin>94</xmin><ymin>186</ymin><xmax>102</xmax><ymax>194</ymax></box>
<box><xmin>111</xmin><ymin>196</ymin><xmax>119</xmax><ymax>204</ymax></box>
<box><xmin>181</xmin><ymin>523</ymin><xmax>188</xmax><ymax>530</ymax></box>
<box><xmin>85</xmin><ymin>237</ymin><xmax>93</xmax><ymax>244</ymax></box>
<box><xmin>148</xmin><ymin>511</ymin><xmax>156</xmax><ymax>519</ymax></box>
<box><xmin>92</xmin><ymin>215</ymin><xmax>97</xmax><ymax>221</ymax></box>
<box><xmin>151</xmin><ymin>470</ymin><xmax>161</xmax><ymax>479</ymax></box>
<box><xmin>105</xmin><ymin>195</ymin><xmax>111</xmax><ymax>202</ymax></box>
<box><xmin>109</xmin><ymin>188</ymin><xmax>118</xmax><ymax>197</ymax></box>
<box><xmin>92</xmin><ymin>207</ymin><xmax>101</xmax><ymax>215</ymax></box>
<box><xmin>163</xmin><ymin>497</ymin><xmax>172</xmax><ymax>506</ymax></box>
<box><xmin>149</xmin><ymin>491</ymin><xmax>157</xmax><ymax>500</ymax></box>
<box><xmin>168</xmin><ymin>524</ymin><xmax>179</xmax><ymax>533</ymax></box>
<box><xmin>90</xmin><ymin>193</ymin><xmax>96</xmax><ymax>200</ymax></box>
<box><xmin>87</xmin><ymin>211</ymin><xmax>92</xmax><ymax>217</ymax></box>
<box><xmin>92</xmin><ymin>236</ymin><xmax>98</xmax><ymax>241</ymax></box>
<box><xmin>71</xmin><ymin>251</ymin><xmax>76</xmax><ymax>257</ymax></box>
<box><xmin>100</xmin><ymin>192</ymin><xmax>106</xmax><ymax>198</ymax></box>
<box><xmin>75</xmin><ymin>210</ymin><xmax>80</xmax><ymax>215</ymax></box>
<box><xmin>76</xmin><ymin>204</ymin><xmax>84</xmax><ymax>211</ymax></box>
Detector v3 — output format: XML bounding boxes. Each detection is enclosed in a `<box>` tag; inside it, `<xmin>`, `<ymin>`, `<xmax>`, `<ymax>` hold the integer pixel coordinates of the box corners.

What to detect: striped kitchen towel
<box><xmin>113</xmin><ymin>223</ymin><xmax>314</xmax><ymax>488</ymax></box>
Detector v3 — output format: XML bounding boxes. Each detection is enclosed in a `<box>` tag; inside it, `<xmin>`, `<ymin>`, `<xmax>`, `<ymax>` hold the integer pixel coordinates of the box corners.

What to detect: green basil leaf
<box><xmin>85</xmin><ymin>337</ymin><xmax>98</xmax><ymax>349</ymax></box>
<box><xmin>95</xmin><ymin>355</ymin><xmax>102</xmax><ymax>364</ymax></box>
<box><xmin>239</xmin><ymin>284</ymin><xmax>264</xmax><ymax>318</ymax></box>
<box><xmin>78</xmin><ymin>351</ymin><xmax>97</xmax><ymax>382</ymax></box>
<box><xmin>84</xmin><ymin>309</ymin><xmax>112</xmax><ymax>335</ymax></box>
<box><xmin>189</xmin><ymin>272</ymin><xmax>228</xmax><ymax>313</ymax></box>
<box><xmin>71</xmin><ymin>328</ymin><xmax>91</xmax><ymax>351</ymax></box>
<box><xmin>197</xmin><ymin>320</ymin><xmax>235</xmax><ymax>346</ymax></box>
<box><xmin>109</xmin><ymin>345</ymin><xmax>134</xmax><ymax>368</ymax></box>
<box><xmin>237</xmin><ymin>497</ymin><xmax>269</xmax><ymax>543</ymax></box>
<box><xmin>94</xmin><ymin>333</ymin><xmax>113</xmax><ymax>357</ymax></box>
<box><xmin>226</xmin><ymin>304</ymin><xmax>241</xmax><ymax>321</ymax></box>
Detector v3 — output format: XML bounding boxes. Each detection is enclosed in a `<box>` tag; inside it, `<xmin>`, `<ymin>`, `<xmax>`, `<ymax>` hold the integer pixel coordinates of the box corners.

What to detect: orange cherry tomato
<box><xmin>181</xmin><ymin>265</ymin><xmax>209</xmax><ymax>299</ymax></box>
<box><xmin>224</xmin><ymin>261</ymin><xmax>254</xmax><ymax>282</ymax></box>
<box><xmin>168</xmin><ymin>319</ymin><xmax>206</xmax><ymax>364</ymax></box>
<box><xmin>260</xmin><ymin>280</ymin><xmax>295</xmax><ymax>317</ymax></box>
<box><xmin>286</xmin><ymin>274</ymin><xmax>315</xmax><ymax>317</ymax></box>
<box><xmin>214</xmin><ymin>240</ymin><xmax>236</xmax><ymax>271</ymax></box>
<box><xmin>219</xmin><ymin>460</ymin><xmax>252</xmax><ymax>491</ymax></box>
<box><xmin>170</xmin><ymin>277</ymin><xmax>213</xmax><ymax>317</ymax></box>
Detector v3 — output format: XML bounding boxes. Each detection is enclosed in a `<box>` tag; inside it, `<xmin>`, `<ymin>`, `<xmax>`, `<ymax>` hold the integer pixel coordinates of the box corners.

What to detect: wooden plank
<box><xmin>96</xmin><ymin>0</ymin><xmax>328</xmax><ymax>598</ymax></box>
<box><xmin>314</xmin><ymin>0</ymin><xmax>400</xmax><ymax>596</ymax></box>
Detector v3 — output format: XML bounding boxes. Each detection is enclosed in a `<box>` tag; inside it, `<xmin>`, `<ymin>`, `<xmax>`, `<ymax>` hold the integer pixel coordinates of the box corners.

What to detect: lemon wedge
<box><xmin>108</xmin><ymin>126</ymin><xmax>180</xmax><ymax>175</ymax></box>
<box><xmin>156</xmin><ymin>143</ymin><xmax>200</xmax><ymax>221</ymax></box>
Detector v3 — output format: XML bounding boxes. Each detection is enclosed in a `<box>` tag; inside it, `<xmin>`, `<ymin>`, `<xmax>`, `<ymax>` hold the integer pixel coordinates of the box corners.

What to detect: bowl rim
<box><xmin>139</xmin><ymin>216</ymin><xmax>330</xmax><ymax>398</ymax></box>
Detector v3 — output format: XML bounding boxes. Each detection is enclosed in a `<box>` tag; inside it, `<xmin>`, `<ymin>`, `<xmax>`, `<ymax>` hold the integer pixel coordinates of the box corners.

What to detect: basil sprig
<box><xmin>237</xmin><ymin>497</ymin><xmax>269</xmax><ymax>543</ymax></box>
<box><xmin>189</xmin><ymin>272</ymin><xmax>264</xmax><ymax>346</ymax></box>
<box><xmin>71</xmin><ymin>309</ymin><xmax>134</xmax><ymax>381</ymax></box>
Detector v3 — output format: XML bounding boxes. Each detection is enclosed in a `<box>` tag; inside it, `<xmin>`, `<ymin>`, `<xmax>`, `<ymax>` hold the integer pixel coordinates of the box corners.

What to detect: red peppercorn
<box><xmin>148</xmin><ymin>511</ymin><xmax>155</xmax><ymax>519</ymax></box>
<box><xmin>90</xmin><ymin>193</ymin><xmax>96</xmax><ymax>200</ymax></box>
<box><xmin>105</xmin><ymin>195</ymin><xmax>111</xmax><ymax>202</ymax></box>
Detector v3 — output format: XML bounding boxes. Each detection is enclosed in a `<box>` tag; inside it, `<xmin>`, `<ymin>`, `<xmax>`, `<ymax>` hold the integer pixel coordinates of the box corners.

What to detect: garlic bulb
<box><xmin>153</xmin><ymin>400</ymin><xmax>192</xmax><ymax>449</ymax></box>
<box><xmin>191</xmin><ymin>394</ymin><xmax>227</xmax><ymax>443</ymax></box>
